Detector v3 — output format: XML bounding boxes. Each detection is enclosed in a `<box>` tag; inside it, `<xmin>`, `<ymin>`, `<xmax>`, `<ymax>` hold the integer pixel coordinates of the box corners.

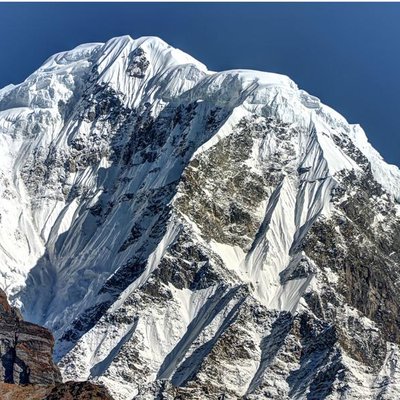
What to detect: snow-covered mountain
<box><xmin>1</xmin><ymin>35</ymin><xmax>400</xmax><ymax>399</ymax></box>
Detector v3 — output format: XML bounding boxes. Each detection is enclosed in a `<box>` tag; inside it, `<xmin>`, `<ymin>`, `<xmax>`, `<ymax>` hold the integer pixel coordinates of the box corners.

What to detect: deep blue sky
<box><xmin>0</xmin><ymin>3</ymin><xmax>399</xmax><ymax>166</ymax></box>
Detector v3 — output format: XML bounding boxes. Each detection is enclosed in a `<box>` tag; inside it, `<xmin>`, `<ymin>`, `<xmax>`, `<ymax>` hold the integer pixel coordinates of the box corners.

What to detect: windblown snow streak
<box><xmin>0</xmin><ymin>35</ymin><xmax>400</xmax><ymax>399</ymax></box>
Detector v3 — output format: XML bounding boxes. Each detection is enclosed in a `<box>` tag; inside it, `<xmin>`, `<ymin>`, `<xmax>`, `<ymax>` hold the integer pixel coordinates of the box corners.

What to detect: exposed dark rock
<box><xmin>45</xmin><ymin>381</ymin><xmax>114</xmax><ymax>400</ymax></box>
<box><xmin>301</xmin><ymin>167</ymin><xmax>400</xmax><ymax>369</ymax></box>
<box><xmin>176</xmin><ymin>117</ymin><xmax>289</xmax><ymax>250</ymax></box>
<box><xmin>280</xmin><ymin>257</ymin><xmax>316</xmax><ymax>284</ymax></box>
<box><xmin>126</xmin><ymin>48</ymin><xmax>150</xmax><ymax>78</ymax></box>
<box><xmin>0</xmin><ymin>381</ymin><xmax>114</xmax><ymax>400</ymax></box>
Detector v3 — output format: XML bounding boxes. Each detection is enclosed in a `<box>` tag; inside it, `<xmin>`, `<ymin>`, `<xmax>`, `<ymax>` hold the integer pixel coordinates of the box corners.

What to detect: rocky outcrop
<box><xmin>0</xmin><ymin>289</ymin><xmax>113</xmax><ymax>399</ymax></box>
<box><xmin>0</xmin><ymin>289</ymin><xmax>61</xmax><ymax>385</ymax></box>
<box><xmin>45</xmin><ymin>381</ymin><xmax>114</xmax><ymax>399</ymax></box>
<box><xmin>0</xmin><ymin>381</ymin><xmax>114</xmax><ymax>400</ymax></box>
<box><xmin>126</xmin><ymin>48</ymin><xmax>150</xmax><ymax>78</ymax></box>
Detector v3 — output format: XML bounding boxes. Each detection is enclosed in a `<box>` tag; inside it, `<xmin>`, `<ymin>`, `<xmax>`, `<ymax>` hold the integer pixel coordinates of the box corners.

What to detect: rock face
<box><xmin>0</xmin><ymin>35</ymin><xmax>400</xmax><ymax>399</ymax></box>
<box><xmin>0</xmin><ymin>289</ymin><xmax>114</xmax><ymax>399</ymax></box>
<box><xmin>45</xmin><ymin>381</ymin><xmax>114</xmax><ymax>400</ymax></box>
<box><xmin>0</xmin><ymin>381</ymin><xmax>114</xmax><ymax>400</ymax></box>
<box><xmin>0</xmin><ymin>289</ymin><xmax>61</xmax><ymax>385</ymax></box>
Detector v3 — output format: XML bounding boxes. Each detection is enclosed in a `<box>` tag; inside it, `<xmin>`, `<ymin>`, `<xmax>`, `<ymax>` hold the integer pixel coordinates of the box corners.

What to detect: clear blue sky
<box><xmin>0</xmin><ymin>2</ymin><xmax>399</xmax><ymax>166</ymax></box>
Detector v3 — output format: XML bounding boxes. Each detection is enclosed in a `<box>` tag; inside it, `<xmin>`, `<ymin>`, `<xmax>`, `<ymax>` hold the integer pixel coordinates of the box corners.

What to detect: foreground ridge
<box><xmin>0</xmin><ymin>35</ymin><xmax>399</xmax><ymax>399</ymax></box>
<box><xmin>0</xmin><ymin>289</ymin><xmax>114</xmax><ymax>399</ymax></box>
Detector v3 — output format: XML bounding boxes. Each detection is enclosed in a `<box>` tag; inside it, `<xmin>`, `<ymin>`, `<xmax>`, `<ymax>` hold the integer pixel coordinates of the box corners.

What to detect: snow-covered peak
<box><xmin>137</xmin><ymin>35</ymin><xmax>208</xmax><ymax>72</ymax></box>
<box><xmin>1</xmin><ymin>34</ymin><xmax>400</xmax><ymax>400</ymax></box>
<box><xmin>93</xmin><ymin>35</ymin><xmax>209</xmax><ymax>108</ymax></box>
<box><xmin>0</xmin><ymin>34</ymin><xmax>399</xmax><ymax>200</ymax></box>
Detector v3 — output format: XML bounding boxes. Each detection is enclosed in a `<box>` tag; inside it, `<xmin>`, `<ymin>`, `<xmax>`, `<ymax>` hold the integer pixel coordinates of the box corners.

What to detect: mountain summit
<box><xmin>0</xmin><ymin>35</ymin><xmax>399</xmax><ymax>399</ymax></box>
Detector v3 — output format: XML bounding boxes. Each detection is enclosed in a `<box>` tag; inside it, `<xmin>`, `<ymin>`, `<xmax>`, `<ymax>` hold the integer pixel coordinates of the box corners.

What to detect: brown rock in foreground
<box><xmin>0</xmin><ymin>381</ymin><xmax>114</xmax><ymax>400</ymax></box>
<box><xmin>45</xmin><ymin>381</ymin><xmax>114</xmax><ymax>399</ymax></box>
<box><xmin>0</xmin><ymin>289</ymin><xmax>114</xmax><ymax>399</ymax></box>
<box><xmin>0</xmin><ymin>288</ymin><xmax>61</xmax><ymax>385</ymax></box>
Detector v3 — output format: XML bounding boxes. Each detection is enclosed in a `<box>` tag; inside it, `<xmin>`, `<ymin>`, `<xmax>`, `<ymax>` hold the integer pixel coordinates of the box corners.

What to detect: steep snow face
<box><xmin>1</xmin><ymin>35</ymin><xmax>400</xmax><ymax>399</ymax></box>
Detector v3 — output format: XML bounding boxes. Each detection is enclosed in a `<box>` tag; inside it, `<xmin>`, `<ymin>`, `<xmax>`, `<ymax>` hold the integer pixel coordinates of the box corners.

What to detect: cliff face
<box><xmin>0</xmin><ymin>288</ymin><xmax>61</xmax><ymax>385</ymax></box>
<box><xmin>0</xmin><ymin>289</ymin><xmax>113</xmax><ymax>399</ymax></box>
